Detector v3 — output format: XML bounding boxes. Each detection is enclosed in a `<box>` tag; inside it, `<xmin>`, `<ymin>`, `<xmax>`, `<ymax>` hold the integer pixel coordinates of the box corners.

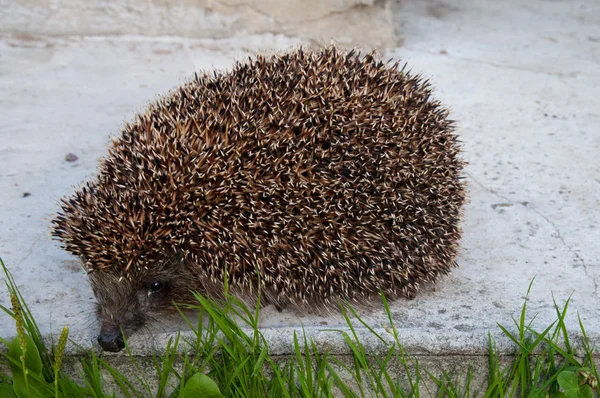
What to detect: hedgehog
<box><xmin>52</xmin><ymin>45</ymin><xmax>466</xmax><ymax>352</ymax></box>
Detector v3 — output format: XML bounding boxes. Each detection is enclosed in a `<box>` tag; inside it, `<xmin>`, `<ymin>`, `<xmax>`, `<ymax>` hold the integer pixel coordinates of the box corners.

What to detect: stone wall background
<box><xmin>0</xmin><ymin>0</ymin><xmax>398</xmax><ymax>48</ymax></box>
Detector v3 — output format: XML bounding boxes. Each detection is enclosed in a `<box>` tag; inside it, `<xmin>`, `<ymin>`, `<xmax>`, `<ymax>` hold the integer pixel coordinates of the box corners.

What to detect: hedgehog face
<box><xmin>89</xmin><ymin>257</ymin><xmax>198</xmax><ymax>352</ymax></box>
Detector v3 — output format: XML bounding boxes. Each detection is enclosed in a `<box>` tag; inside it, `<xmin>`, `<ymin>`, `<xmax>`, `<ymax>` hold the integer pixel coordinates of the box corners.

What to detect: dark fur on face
<box><xmin>89</xmin><ymin>255</ymin><xmax>200</xmax><ymax>352</ymax></box>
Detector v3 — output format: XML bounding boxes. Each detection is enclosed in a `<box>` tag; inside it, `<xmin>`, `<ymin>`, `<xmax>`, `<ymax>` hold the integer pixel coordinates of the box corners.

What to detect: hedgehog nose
<box><xmin>97</xmin><ymin>330</ymin><xmax>125</xmax><ymax>352</ymax></box>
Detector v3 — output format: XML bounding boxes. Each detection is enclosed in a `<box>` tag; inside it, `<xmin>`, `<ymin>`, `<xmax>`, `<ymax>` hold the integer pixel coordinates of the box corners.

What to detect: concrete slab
<box><xmin>1</xmin><ymin>0</ymin><xmax>599</xmax><ymax>378</ymax></box>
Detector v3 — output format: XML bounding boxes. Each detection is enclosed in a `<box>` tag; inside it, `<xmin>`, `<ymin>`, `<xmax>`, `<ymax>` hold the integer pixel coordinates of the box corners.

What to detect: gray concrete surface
<box><xmin>1</xmin><ymin>0</ymin><xmax>600</xmax><ymax>392</ymax></box>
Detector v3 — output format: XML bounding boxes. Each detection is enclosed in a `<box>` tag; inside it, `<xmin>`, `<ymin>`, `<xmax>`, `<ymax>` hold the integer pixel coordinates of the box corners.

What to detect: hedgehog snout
<box><xmin>95</xmin><ymin>303</ymin><xmax>146</xmax><ymax>352</ymax></box>
<box><xmin>97</xmin><ymin>327</ymin><xmax>125</xmax><ymax>352</ymax></box>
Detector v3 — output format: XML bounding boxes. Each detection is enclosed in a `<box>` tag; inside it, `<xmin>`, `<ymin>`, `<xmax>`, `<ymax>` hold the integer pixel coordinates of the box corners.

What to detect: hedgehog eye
<box><xmin>149</xmin><ymin>281</ymin><xmax>165</xmax><ymax>293</ymax></box>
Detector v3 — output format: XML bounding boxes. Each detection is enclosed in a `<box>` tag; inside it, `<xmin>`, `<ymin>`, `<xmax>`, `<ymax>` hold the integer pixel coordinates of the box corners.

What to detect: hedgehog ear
<box><xmin>163</xmin><ymin>250</ymin><xmax>188</xmax><ymax>270</ymax></box>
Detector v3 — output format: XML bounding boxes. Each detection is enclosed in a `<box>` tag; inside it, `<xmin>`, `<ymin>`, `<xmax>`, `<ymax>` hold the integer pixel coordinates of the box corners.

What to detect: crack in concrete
<box><xmin>403</xmin><ymin>46</ymin><xmax>598</xmax><ymax>79</ymax></box>
<box><xmin>465</xmin><ymin>172</ymin><xmax>512</xmax><ymax>203</ymax></box>
<box><xmin>17</xmin><ymin>234</ymin><xmax>42</xmax><ymax>267</ymax></box>
<box><xmin>214</xmin><ymin>0</ymin><xmax>374</xmax><ymax>34</ymax></box>
<box><xmin>466</xmin><ymin>172</ymin><xmax>598</xmax><ymax>294</ymax></box>
<box><xmin>215</xmin><ymin>1</ymin><xmax>283</xmax><ymax>21</ymax></box>
<box><xmin>525</xmin><ymin>206</ymin><xmax>598</xmax><ymax>295</ymax></box>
